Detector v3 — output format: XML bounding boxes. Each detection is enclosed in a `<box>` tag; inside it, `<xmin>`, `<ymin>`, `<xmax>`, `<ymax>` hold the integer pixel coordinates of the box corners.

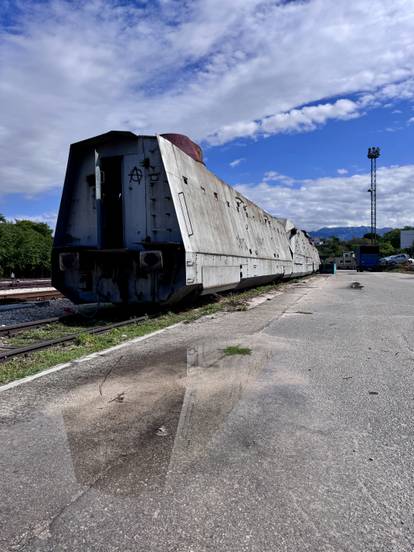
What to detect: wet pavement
<box><xmin>1</xmin><ymin>271</ymin><xmax>413</xmax><ymax>551</ymax></box>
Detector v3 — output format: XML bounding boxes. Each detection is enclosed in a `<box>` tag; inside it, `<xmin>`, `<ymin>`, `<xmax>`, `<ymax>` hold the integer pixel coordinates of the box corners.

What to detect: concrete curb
<box><xmin>0</xmin><ymin>322</ymin><xmax>183</xmax><ymax>393</ymax></box>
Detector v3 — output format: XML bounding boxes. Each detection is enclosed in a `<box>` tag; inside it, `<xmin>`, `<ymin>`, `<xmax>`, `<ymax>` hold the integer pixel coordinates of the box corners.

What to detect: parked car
<box><xmin>379</xmin><ymin>253</ymin><xmax>410</xmax><ymax>266</ymax></box>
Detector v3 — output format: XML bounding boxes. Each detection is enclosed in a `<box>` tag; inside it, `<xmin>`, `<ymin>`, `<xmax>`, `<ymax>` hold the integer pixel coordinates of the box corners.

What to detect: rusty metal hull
<box><xmin>52</xmin><ymin>132</ymin><xmax>320</xmax><ymax>304</ymax></box>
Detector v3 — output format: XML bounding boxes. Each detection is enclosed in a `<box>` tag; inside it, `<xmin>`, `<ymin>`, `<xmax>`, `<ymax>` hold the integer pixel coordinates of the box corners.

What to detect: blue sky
<box><xmin>1</xmin><ymin>0</ymin><xmax>414</xmax><ymax>231</ymax></box>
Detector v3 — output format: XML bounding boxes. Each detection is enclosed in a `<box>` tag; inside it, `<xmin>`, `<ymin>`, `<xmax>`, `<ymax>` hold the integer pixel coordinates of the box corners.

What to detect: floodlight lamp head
<box><xmin>367</xmin><ymin>146</ymin><xmax>380</xmax><ymax>159</ymax></box>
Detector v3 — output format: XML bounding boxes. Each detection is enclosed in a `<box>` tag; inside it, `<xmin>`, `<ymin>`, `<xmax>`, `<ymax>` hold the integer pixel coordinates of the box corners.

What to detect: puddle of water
<box><xmin>58</xmin><ymin>343</ymin><xmax>266</xmax><ymax>497</ymax></box>
<box><xmin>1</xmin><ymin>340</ymin><xmax>309</xmax><ymax>548</ymax></box>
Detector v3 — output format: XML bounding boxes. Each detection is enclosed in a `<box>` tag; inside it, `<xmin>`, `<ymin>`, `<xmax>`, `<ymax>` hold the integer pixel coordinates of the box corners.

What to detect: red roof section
<box><xmin>161</xmin><ymin>133</ymin><xmax>204</xmax><ymax>164</ymax></box>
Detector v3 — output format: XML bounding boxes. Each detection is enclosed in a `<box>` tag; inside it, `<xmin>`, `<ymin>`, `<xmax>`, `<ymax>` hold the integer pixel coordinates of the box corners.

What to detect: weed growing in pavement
<box><xmin>223</xmin><ymin>345</ymin><xmax>252</xmax><ymax>356</ymax></box>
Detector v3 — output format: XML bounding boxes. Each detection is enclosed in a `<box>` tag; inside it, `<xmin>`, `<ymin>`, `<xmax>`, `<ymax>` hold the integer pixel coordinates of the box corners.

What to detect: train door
<box><xmin>98</xmin><ymin>155</ymin><xmax>124</xmax><ymax>249</ymax></box>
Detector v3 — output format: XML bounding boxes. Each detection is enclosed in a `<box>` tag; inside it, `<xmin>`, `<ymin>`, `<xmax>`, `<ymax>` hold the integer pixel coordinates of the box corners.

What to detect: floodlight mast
<box><xmin>367</xmin><ymin>147</ymin><xmax>380</xmax><ymax>244</ymax></box>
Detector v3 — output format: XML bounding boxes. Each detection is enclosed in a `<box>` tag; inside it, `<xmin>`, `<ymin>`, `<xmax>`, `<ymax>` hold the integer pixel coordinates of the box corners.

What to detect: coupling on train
<box><xmin>52</xmin><ymin>131</ymin><xmax>320</xmax><ymax>305</ymax></box>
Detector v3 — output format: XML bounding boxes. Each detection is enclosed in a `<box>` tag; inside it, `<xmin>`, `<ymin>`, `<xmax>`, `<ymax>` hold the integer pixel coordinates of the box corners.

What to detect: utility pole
<box><xmin>367</xmin><ymin>147</ymin><xmax>380</xmax><ymax>244</ymax></box>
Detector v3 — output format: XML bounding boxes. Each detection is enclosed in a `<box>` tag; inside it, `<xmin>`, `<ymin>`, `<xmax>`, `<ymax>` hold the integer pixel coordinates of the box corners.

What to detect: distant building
<box><xmin>312</xmin><ymin>237</ymin><xmax>325</xmax><ymax>245</ymax></box>
<box><xmin>335</xmin><ymin>251</ymin><xmax>356</xmax><ymax>270</ymax></box>
<box><xmin>400</xmin><ymin>230</ymin><xmax>414</xmax><ymax>249</ymax></box>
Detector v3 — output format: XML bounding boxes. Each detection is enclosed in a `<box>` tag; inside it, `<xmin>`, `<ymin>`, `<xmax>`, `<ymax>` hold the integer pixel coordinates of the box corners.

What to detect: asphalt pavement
<box><xmin>1</xmin><ymin>271</ymin><xmax>413</xmax><ymax>552</ymax></box>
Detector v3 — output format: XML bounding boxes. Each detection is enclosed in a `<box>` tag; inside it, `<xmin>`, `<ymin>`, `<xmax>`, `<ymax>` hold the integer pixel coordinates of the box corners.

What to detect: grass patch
<box><xmin>223</xmin><ymin>345</ymin><xmax>252</xmax><ymax>356</ymax></box>
<box><xmin>0</xmin><ymin>276</ymin><xmax>311</xmax><ymax>385</ymax></box>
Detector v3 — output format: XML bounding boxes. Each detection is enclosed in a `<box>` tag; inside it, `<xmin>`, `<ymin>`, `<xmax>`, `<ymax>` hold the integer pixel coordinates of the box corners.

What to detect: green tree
<box><xmin>317</xmin><ymin>236</ymin><xmax>347</xmax><ymax>260</ymax></box>
<box><xmin>0</xmin><ymin>219</ymin><xmax>53</xmax><ymax>277</ymax></box>
<box><xmin>379</xmin><ymin>242</ymin><xmax>395</xmax><ymax>257</ymax></box>
<box><xmin>382</xmin><ymin>228</ymin><xmax>401</xmax><ymax>250</ymax></box>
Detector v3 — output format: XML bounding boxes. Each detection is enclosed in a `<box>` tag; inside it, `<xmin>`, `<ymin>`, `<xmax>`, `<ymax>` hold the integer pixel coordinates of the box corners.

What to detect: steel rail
<box><xmin>0</xmin><ymin>315</ymin><xmax>150</xmax><ymax>362</ymax></box>
<box><xmin>0</xmin><ymin>280</ymin><xmax>52</xmax><ymax>290</ymax></box>
<box><xmin>0</xmin><ymin>317</ymin><xmax>63</xmax><ymax>336</ymax></box>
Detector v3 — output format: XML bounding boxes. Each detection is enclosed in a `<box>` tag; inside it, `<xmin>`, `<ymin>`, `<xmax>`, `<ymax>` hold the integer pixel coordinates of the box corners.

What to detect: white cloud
<box><xmin>235</xmin><ymin>165</ymin><xmax>414</xmax><ymax>230</ymax></box>
<box><xmin>408</xmin><ymin>117</ymin><xmax>414</xmax><ymax>125</ymax></box>
<box><xmin>208</xmin><ymin>98</ymin><xmax>361</xmax><ymax>144</ymax></box>
<box><xmin>1</xmin><ymin>0</ymin><xmax>414</xmax><ymax>195</ymax></box>
<box><xmin>337</xmin><ymin>168</ymin><xmax>348</xmax><ymax>175</ymax></box>
<box><xmin>262</xmin><ymin>99</ymin><xmax>360</xmax><ymax>133</ymax></box>
<box><xmin>263</xmin><ymin>171</ymin><xmax>295</xmax><ymax>186</ymax></box>
<box><xmin>385</xmin><ymin>126</ymin><xmax>403</xmax><ymax>132</ymax></box>
<box><xmin>229</xmin><ymin>158</ymin><xmax>245</xmax><ymax>167</ymax></box>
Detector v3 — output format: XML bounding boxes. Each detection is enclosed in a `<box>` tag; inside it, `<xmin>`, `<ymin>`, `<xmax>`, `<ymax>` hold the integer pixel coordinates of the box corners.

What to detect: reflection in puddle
<box><xmin>62</xmin><ymin>343</ymin><xmax>265</xmax><ymax>497</ymax></box>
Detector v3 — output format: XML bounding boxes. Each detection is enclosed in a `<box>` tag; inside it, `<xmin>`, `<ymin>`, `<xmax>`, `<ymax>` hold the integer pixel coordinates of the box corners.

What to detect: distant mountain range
<box><xmin>309</xmin><ymin>226</ymin><xmax>393</xmax><ymax>241</ymax></box>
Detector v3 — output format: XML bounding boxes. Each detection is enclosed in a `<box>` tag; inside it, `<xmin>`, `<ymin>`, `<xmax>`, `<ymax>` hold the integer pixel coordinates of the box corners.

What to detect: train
<box><xmin>52</xmin><ymin>131</ymin><xmax>320</xmax><ymax>305</ymax></box>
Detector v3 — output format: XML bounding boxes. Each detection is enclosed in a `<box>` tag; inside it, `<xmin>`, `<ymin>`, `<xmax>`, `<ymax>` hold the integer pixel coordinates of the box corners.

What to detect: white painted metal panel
<box><xmin>202</xmin><ymin>265</ymin><xmax>240</xmax><ymax>290</ymax></box>
<box><xmin>65</xmin><ymin>152</ymin><xmax>97</xmax><ymax>246</ymax></box>
<box><xmin>123</xmin><ymin>151</ymin><xmax>147</xmax><ymax>249</ymax></box>
<box><xmin>158</xmin><ymin>136</ymin><xmax>292</xmax><ymax>261</ymax></box>
<box><xmin>157</xmin><ymin>134</ymin><xmax>319</xmax><ymax>292</ymax></box>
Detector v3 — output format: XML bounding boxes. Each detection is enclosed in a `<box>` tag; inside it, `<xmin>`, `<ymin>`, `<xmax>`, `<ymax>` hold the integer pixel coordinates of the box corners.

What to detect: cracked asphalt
<box><xmin>0</xmin><ymin>271</ymin><xmax>413</xmax><ymax>552</ymax></box>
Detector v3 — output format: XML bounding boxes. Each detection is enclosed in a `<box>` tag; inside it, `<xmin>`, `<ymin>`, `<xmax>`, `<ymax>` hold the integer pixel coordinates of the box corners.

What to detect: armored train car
<box><xmin>52</xmin><ymin>132</ymin><xmax>320</xmax><ymax>305</ymax></box>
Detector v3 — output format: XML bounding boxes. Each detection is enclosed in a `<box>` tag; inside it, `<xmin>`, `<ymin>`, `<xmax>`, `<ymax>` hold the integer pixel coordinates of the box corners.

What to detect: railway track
<box><xmin>0</xmin><ymin>315</ymin><xmax>152</xmax><ymax>362</ymax></box>
<box><xmin>0</xmin><ymin>316</ymin><xmax>64</xmax><ymax>336</ymax></box>
<box><xmin>0</xmin><ymin>288</ymin><xmax>62</xmax><ymax>303</ymax></box>
<box><xmin>0</xmin><ymin>279</ymin><xmax>51</xmax><ymax>290</ymax></box>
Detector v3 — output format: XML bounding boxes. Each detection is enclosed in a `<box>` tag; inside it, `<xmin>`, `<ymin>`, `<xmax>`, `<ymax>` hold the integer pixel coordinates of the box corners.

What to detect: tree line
<box><xmin>317</xmin><ymin>227</ymin><xmax>414</xmax><ymax>261</ymax></box>
<box><xmin>0</xmin><ymin>215</ymin><xmax>53</xmax><ymax>278</ymax></box>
